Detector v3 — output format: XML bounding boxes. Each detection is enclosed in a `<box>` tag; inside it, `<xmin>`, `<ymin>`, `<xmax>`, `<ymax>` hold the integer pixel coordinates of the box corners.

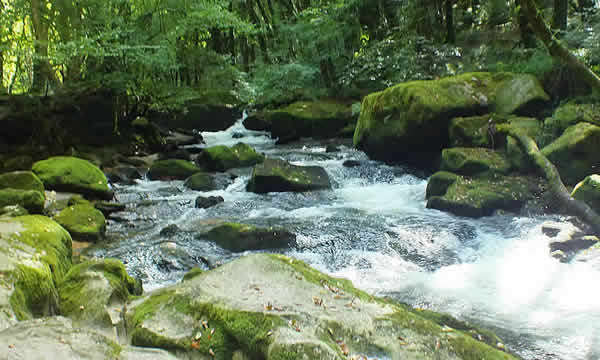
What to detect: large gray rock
<box><xmin>0</xmin><ymin>317</ymin><xmax>177</xmax><ymax>360</ymax></box>
<box><xmin>202</xmin><ymin>223</ymin><xmax>296</xmax><ymax>252</ymax></box>
<box><xmin>127</xmin><ymin>254</ymin><xmax>514</xmax><ymax>360</ymax></box>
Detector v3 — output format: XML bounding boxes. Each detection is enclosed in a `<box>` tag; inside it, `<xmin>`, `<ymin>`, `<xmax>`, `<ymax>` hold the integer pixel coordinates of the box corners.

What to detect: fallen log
<box><xmin>498</xmin><ymin>124</ymin><xmax>600</xmax><ymax>234</ymax></box>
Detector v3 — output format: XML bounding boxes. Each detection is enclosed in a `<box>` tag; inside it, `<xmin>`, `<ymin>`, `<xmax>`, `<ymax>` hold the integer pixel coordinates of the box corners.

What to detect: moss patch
<box><xmin>247</xmin><ymin>158</ymin><xmax>331</xmax><ymax>193</ymax></box>
<box><xmin>59</xmin><ymin>258</ymin><xmax>141</xmax><ymax>326</ymax></box>
<box><xmin>197</xmin><ymin>143</ymin><xmax>265</xmax><ymax>172</ymax></box>
<box><xmin>32</xmin><ymin>156</ymin><xmax>112</xmax><ymax>200</ymax></box>
<box><xmin>0</xmin><ymin>189</ymin><xmax>44</xmax><ymax>214</ymax></box>
<box><xmin>53</xmin><ymin>204</ymin><xmax>106</xmax><ymax>242</ymax></box>
<box><xmin>203</xmin><ymin>222</ymin><xmax>296</xmax><ymax>252</ymax></box>
<box><xmin>0</xmin><ymin>171</ymin><xmax>45</xmax><ymax>193</ymax></box>
<box><xmin>441</xmin><ymin>147</ymin><xmax>512</xmax><ymax>176</ymax></box>
<box><xmin>147</xmin><ymin>159</ymin><xmax>202</xmax><ymax>180</ymax></box>
<box><xmin>183</xmin><ymin>172</ymin><xmax>216</xmax><ymax>191</ymax></box>
<box><xmin>426</xmin><ymin>171</ymin><xmax>541</xmax><ymax>217</ymax></box>
<box><xmin>542</xmin><ymin>122</ymin><xmax>600</xmax><ymax>185</ymax></box>
<box><xmin>571</xmin><ymin>174</ymin><xmax>600</xmax><ymax>214</ymax></box>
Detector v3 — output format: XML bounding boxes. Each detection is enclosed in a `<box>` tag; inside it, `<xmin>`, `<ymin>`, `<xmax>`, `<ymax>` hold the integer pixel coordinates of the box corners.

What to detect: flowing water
<box><xmin>92</xmin><ymin>116</ymin><xmax>600</xmax><ymax>360</ymax></box>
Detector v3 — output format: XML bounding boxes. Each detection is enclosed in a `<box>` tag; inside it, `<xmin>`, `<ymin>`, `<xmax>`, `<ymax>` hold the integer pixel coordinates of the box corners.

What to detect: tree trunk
<box><xmin>445</xmin><ymin>0</ymin><xmax>455</xmax><ymax>44</ymax></box>
<box><xmin>520</xmin><ymin>0</ymin><xmax>600</xmax><ymax>93</ymax></box>
<box><xmin>499</xmin><ymin>125</ymin><xmax>600</xmax><ymax>234</ymax></box>
<box><xmin>30</xmin><ymin>0</ymin><xmax>52</xmax><ymax>93</ymax></box>
<box><xmin>551</xmin><ymin>0</ymin><xmax>568</xmax><ymax>32</ymax></box>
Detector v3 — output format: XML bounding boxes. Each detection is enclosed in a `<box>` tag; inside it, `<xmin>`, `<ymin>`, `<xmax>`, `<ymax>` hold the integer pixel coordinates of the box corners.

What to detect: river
<box><xmin>91</xmin><ymin>116</ymin><xmax>600</xmax><ymax>360</ymax></box>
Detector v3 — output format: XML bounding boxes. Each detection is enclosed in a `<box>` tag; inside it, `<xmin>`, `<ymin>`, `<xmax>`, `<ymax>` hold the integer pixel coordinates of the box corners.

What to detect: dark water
<box><xmin>89</xmin><ymin>118</ymin><xmax>600</xmax><ymax>360</ymax></box>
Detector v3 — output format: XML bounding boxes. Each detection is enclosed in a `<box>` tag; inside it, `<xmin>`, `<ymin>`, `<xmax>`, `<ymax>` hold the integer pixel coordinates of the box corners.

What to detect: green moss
<box><xmin>440</xmin><ymin>147</ymin><xmax>512</xmax><ymax>176</ymax></box>
<box><xmin>67</xmin><ymin>194</ymin><xmax>92</xmax><ymax>206</ymax></box>
<box><xmin>32</xmin><ymin>156</ymin><xmax>112</xmax><ymax>200</ymax></box>
<box><xmin>1</xmin><ymin>215</ymin><xmax>73</xmax><ymax>280</ymax></box>
<box><xmin>9</xmin><ymin>264</ymin><xmax>58</xmax><ymax>319</ymax></box>
<box><xmin>0</xmin><ymin>171</ymin><xmax>45</xmax><ymax>193</ymax></box>
<box><xmin>571</xmin><ymin>174</ymin><xmax>600</xmax><ymax>213</ymax></box>
<box><xmin>198</xmin><ymin>143</ymin><xmax>265</xmax><ymax>171</ymax></box>
<box><xmin>131</xmin><ymin>289</ymin><xmax>282</xmax><ymax>359</ymax></box>
<box><xmin>426</xmin><ymin>172</ymin><xmax>539</xmax><ymax>217</ymax></box>
<box><xmin>449</xmin><ymin>114</ymin><xmax>501</xmax><ymax>148</ymax></box>
<box><xmin>542</xmin><ymin>122</ymin><xmax>600</xmax><ymax>185</ymax></box>
<box><xmin>541</xmin><ymin>102</ymin><xmax>600</xmax><ymax>146</ymax></box>
<box><xmin>425</xmin><ymin>171</ymin><xmax>459</xmax><ymax>198</ymax></box>
<box><xmin>0</xmin><ymin>189</ymin><xmax>45</xmax><ymax>214</ymax></box>
<box><xmin>386</xmin><ymin>308</ymin><xmax>515</xmax><ymax>359</ymax></box>
<box><xmin>59</xmin><ymin>258</ymin><xmax>140</xmax><ymax>324</ymax></box>
<box><xmin>183</xmin><ymin>172</ymin><xmax>215</xmax><ymax>191</ymax></box>
<box><xmin>182</xmin><ymin>267</ymin><xmax>204</xmax><ymax>282</ymax></box>
<box><xmin>203</xmin><ymin>222</ymin><xmax>295</xmax><ymax>252</ymax></box>
<box><xmin>247</xmin><ymin>158</ymin><xmax>331</xmax><ymax>193</ymax></box>
<box><xmin>53</xmin><ymin>204</ymin><xmax>106</xmax><ymax>242</ymax></box>
<box><xmin>147</xmin><ymin>159</ymin><xmax>202</xmax><ymax>180</ymax></box>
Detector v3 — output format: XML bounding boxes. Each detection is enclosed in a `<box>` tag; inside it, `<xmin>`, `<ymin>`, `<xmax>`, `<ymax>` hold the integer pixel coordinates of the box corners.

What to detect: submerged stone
<box><xmin>126</xmin><ymin>254</ymin><xmax>515</xmax><ymax>360</ymax></box>
<box><xmin>32</xmin><ymin>156</ymin><xmax>112</xmax><ymax>200</ymax></box>
<box><xmin>247</xmin><ymin>158</ymin><xmax>331</xmax><ymax>193</ymax></box>
<box><xmin>183</xmin><ymin>172</ymin><xmax>217</xmax><ymax>191</ymax></box>
<box><xmin>195</xmin><ymin>195</ymin><xmax>224</xmax><ymax>209</ymax></box>
<box><xmin>147</xmin><ymin>159</ymin><xmax>202</xmax><ymax>180</ymax></box>
<box><xmin>202</xmin><ymin>222</ymin><xmax>296</xmax><ymax>252</ymax></box>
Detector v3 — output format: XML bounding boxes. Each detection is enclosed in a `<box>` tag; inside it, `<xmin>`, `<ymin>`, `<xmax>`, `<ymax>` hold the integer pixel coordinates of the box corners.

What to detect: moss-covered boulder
<box><xmin>448</xmin><ymin>114</ymin><xmax>499</xmax><ymax>148</ymax></box>
<box><xmin>126</xmin><ymin>254</ymin><xmax>514</xmax><ymax>360</ymax></box>
<box><xmin>247</xmin><ymin>158</ymin><xmax>331</xmax><ymax>193</ymax></box>
<box><xmin>197</xmin><ymin>143</ymin><xmax>265</xmax><ymax>171</ymax></box>
<box><xmin>571</xmin><ymin>174</ymin><xmax>600</xmax><ymax>214</ymax></box>
<box><xmin>53</xmin><ymin>204</ymin><xmax>106</xmax><ymax>242</ymax></box>
<box><xmin>541</xmin><ymin>102</ymin><xmax>600</xmax><ymax>146</ymax></box>
<box><xmin>202</xmin><ymin>223</ymin><xmax>296</xmax><ymax>252</ymax></box>
<box><xmin>0</xmin><ymin>317</ymin><xmax>178</xmax><ymax>360</ymax></box>
<box><xmin>183</xmin><ymin>172</ymin><xmax>216</xmax><ymax>191</ymax></box>
<box><xmin>0</xmin><ymin>189</ymin><xmax>45</xmax><ymax>214</ymax></box>
<box><xmin>32</xmin><ymin>156</ymin><xmax>112</xmax><ymax>200</ymax></box>
<box><xmin>492</xmin><ymin>73</ymin><xmax>549</xmax><ymax>116</ymax></box>
<box><xmin>0</xmin><ymin>205</ymin><xmax>28</xmax><ymax>218</ymax></box>
<box><xmin>426</xmin><ymin>171</ymin><xmax>541</xmax><ymax>217</ymax></box>
<box><xmin>440</xmin><ymin>147</ymin><xmax>512</xmax><ymax>176</ymax></box>
<box><xmin>353</xmin><ymin>72</ymin><xmax>548</xmax><ymax>166</ymax></box>
<box><xmin>542</xmin><ymin>122</ymin><xmax>600</xmax><ymax>185</ymax></box>
<box><xmin>0</xmin><ymin>215</ymin><xmax>72</xmax><ymax>330</ymax></box>
<box><xmin>58</xmin><ymin>259</ymin><xmax>142</xmax><ymax>329</ymax></box>
<box><xmin>147</xmin><ymin>159</ymin><xmax>203</xmax><ymax>180</ymax></box>
<box><xmin>0</xmin><ymin>171</ymin><xmax>45</xmax><ymax>193</ymax></box>
<box><xmin>244</xmin><ymin>100</ymin><xmax>356</xmax><ymax>143</ymax></box>
<box><xmin>2</xmin><ymin>155</ymin><xmax>33</xmax><ymax>172</ymax></box>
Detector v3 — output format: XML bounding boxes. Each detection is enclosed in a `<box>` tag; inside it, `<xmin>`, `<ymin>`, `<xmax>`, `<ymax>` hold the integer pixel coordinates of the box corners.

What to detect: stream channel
<box><xmin>90</xmin><ymin>115</ymin><xmax>600</xmax><ymax>360</ymax></box>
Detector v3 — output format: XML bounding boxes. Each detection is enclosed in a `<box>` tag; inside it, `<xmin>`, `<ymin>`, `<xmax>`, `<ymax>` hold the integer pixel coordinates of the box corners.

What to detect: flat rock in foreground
<box><xmin>127</xmin><ymin>253</ymin><xmax>514</xmax><ymax>359</ymax></box>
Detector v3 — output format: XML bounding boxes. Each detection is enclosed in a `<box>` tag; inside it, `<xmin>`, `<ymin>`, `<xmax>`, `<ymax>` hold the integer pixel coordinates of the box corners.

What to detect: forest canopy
<box><xmin>2</xmin><ymin>0</ymin><xmax>599</xmax><ymax>107</ymax></box>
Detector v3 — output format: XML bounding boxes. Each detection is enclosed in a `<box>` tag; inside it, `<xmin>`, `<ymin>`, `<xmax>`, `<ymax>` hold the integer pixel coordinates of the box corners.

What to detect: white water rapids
<box><xmin>100</xmin><ymin>116</ymin><xmax>600</xmax><ymax>359</ymax></box>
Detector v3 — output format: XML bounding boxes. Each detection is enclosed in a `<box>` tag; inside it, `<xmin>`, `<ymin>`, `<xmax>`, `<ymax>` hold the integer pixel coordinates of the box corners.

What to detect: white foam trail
<box><xmin>198</xmin><ymin>112</ymin><xmax>275</xmax><ymax>148</ymax></box>
<box><xmin>335</xmin><ymin>179</ymin><xmax>427</xmax><ymax>214</ymax></box>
